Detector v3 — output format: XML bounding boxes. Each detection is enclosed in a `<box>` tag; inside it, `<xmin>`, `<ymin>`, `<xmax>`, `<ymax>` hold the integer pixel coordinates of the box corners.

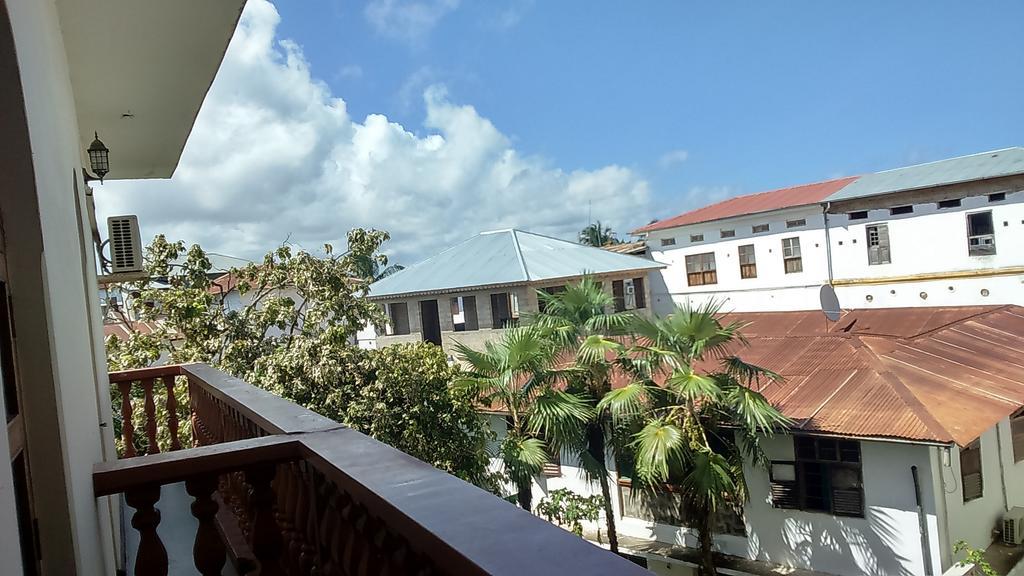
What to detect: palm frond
<box><xmin>529</xmin><ymin>389</ymin><xmax>594</xmax><ymax>447</ymax></box>
<box><xmin>632</xmin><ymin>419</ymin><xmax>685</xmax><ymax>485</ymax></box>
<box><xmin>597</xmin><ymin>382</ymin><xmax>651</xmax><ymax>424</ymax></box>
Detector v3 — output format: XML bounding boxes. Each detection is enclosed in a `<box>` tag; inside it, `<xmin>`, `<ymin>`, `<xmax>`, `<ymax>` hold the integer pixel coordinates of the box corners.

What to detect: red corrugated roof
<box><xmin>710</xmin><ymin>306</ymin><xmax>1024</xmax><ymax>446</ymax></box>
<box><xmin>634</xmin><ymin>176</ymin><xmax>860</xmax><ymax>234</ymax></box>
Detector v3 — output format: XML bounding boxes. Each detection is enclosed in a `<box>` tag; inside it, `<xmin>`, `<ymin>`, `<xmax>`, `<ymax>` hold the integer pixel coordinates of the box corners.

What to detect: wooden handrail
<box><xmin>93</xmin><ymin>434</ymin><xmax>303</xmax><ymax>497</ymax></box>
<box><xmin>104</xmin><ymin>363</ymin><xmax>653</xmax><ymax>576</ymax></box>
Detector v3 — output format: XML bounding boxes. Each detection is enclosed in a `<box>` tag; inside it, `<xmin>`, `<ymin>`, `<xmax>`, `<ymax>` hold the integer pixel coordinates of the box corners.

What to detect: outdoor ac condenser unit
<box><xmin>1003</xmin><ymin>507</ymin><xmax>1024</xmax><ymax>545</ymax></box>
<box><xmin>107</xmin><ymin>215</ymin><xmax>144</xmax><ymax>274</ymax></box>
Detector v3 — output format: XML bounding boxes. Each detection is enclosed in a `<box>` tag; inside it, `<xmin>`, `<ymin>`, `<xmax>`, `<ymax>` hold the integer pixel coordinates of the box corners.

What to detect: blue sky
<box><xmin>100</xmin><ymin>0</ymin><xmax>1024</xmax><ymax>263</ymax></box>
<box><xmin>280</xmin><ymin>1</ymin><xmax>1023</xmax><ymax>213</ymax></box>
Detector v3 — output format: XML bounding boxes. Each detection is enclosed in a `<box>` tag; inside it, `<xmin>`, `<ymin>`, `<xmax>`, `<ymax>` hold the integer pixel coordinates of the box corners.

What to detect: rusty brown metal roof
<box><xmin>717</xmin><ymin>306</ymin><xmax>1024</xmax><ymax>446</ymax></box>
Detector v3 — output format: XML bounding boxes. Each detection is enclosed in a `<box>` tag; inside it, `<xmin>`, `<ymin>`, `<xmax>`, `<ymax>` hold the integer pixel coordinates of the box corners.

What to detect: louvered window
<box><xmin>866</xmin><ymin>224</ymin><xmax>891</xmax><ymax>265</ymax></box>
<box><xmin>770</xmin><ymin>437</ymin><xmax>864</xmax><ymax>517</ymax></box>
<box><xmin>961</xmin><ymin>439</ymin><xmax>983</xmax><ymax>502</ymax></box>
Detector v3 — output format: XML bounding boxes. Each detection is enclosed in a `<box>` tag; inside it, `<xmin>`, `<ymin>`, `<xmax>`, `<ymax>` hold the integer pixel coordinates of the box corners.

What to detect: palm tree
<box><xmin>579</xmin><ymin>221</ymin><xmax>621</xmax><ymax>247</ymax></box>
<box><xmin>599</xmin><ymin>302</ymin><xmax>790</xmax><ymax>576</ymax></box>
<box><xmin>452</xmin><ymin>328</ymin><xmax>591</xmax><ymax>511</ymax></box>
<box><xmin>528</xmin><ymin>277</ymin><xmax>634</xmax><ymax>553</ymax></box>
<box><xmin>352</xmin><ymin>253</ymin><xmax>404</xmax><ymax>282</ymax></box>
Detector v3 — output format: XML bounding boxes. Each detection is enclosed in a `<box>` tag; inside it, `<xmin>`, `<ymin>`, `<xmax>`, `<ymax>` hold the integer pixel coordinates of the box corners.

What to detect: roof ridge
<box><xmin>853</xmin><ymin>338</ymin><xmax>954</xmax><ymax>444</ymax></box>
<box><xmin>874</xmin><ymin>147</ymin><xmax>1024</xmax><ymax>174</ymax></box>
<box><xmin>906</xmin><ymin>305</ymin><xmax>1009</xmax><ymax>341</ymax></box>
<box><xmin>509</xmin><ymin>229</ymin><xmax>530</xmax><ymax>280</ymax></box>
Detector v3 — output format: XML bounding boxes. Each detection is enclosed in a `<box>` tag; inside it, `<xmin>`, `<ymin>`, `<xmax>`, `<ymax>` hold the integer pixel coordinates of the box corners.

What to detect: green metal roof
<box><xmin>369</xmin><ymin>229</ymin><xmax>664</xmax><ymax>299</ymax></box>
<box><xmin>826</xmin><ymin>147</ymin><xmax>1024</xmax><ymax>202</ymax></box>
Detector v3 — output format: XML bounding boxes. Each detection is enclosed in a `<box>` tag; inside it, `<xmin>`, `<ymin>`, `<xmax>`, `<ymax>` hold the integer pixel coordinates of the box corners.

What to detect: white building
<box><xmin>368</xmin><ymin>229</ymin><xmax>664</xmax><ymax>356</ymax></box>
<box><xmin>487</xmin><ymin>306</ymin><xmax>1024</xmax><ymax>576</ymax></box>
<box><xmin>636</xmin><ymin>148</ymin><xmax>1024</xmax><ymax>314</ymax></box>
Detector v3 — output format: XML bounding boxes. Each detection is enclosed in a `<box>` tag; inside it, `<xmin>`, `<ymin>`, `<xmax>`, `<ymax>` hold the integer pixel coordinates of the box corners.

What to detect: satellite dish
<box><xmin>819</xmin><ymin>284</ymin><xmax>841</xmax><ymax>322</ymax></box>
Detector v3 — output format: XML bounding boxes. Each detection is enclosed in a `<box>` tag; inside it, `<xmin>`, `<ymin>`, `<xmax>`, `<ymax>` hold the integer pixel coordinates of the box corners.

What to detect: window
<box><xmin>937</xmin><ymin>199</ymin><xmax>962</xmax><ymax>209</ymax></box>
<box><xmin>1012</xmin><ymin>414</ymin><xmax>1024</xmax><ymax>463</ymax></box>
<box><xmin>538</xmin><ymin>286</ymin><xmax>565</xmax><ymax>314</ymax></box>
<box><xmin>847</xmin><ymin>211</ymin><xmax>868</xmax><ymax>221</ymax></box>
<box><xmin>752</xmin><ymin>223</ymin><xmax>770</xmax><ymax>234</ymax></box>
<box><xmin>782</xmin><ymin>237</ymin><xmax>802</xmax><ymax>274</ymax></box>
<box><xmin>890</xmin><ymin>205</ymin><xmax>913</xmax><ymax>215</ymax></box>
<box><xmin>967</xmin><ymin>211</ymin><xmax>996</xmax><ymax>256</ymax></box>
<box><xmin>450</xmin><ymin>296</ymin><xmax>478</xmax><ymax>332</ymax></box>
<box><xmin>786</xmin><ymin>219</ymin><xmax>806</xmax><ymax>228</ymax></box>
<box><xmin>660</xmin><ymin>237</ymin><xmax>676</xmax><ymax>247</ymax></box>
<box><xmin>612</xmin><ymin>280</ymin><xmax>626</xmax><ymax>312</ymax></box>
<box><xmin>490</xmin><ymin>292</ymin><xmax>519</xmax><ymax>329</ymax></box>
<box><xmin>989</xmin><ymin>192</ymin><xmax>1006</xmax><ymax>202</ymax></box>
<box><xmin>631</xmin><ymin>277</ymin><xmax>646</xmax><ymax>309</ymax></box>
<box><xmin>866</xmin><ymin>224</ymin><xmax>891</xmax><ymax>265</ymax></box>
<box><xmin>961</xmin><ymin>439</ymin><xmax>983</xmax><ymax>502</ymax></box>
<box><xmin>690</xmin><ymin>233</ymin><xmax>704</xmax><ymax>243</ymax></box>
<box><xmin>386</xmin><ymin>302</ymin><xmax>411</xmax><ymax>336</ymax></box>
<box><xmin>770</xmin><ymin>437</ymin><xmax>864</xmax><ymax>517</ymax></box>
<box><xmin>685</xmin><ymin>252</ymin><xmax>717</xmax><ymax>286</ymax></box>
<box><xmin>738</xmin><ymin>244</ymin><xmax>757</xmax><ymax>279</ymax></box>
<box><xmin>614</xmin><ymin>278</ymin><xmax>646</xmax><ymax>311</ymax></box>
<box><xmin>720</xmin><ymin>229</ymin><xmax>736</xmax><ymax>239</ymax></box>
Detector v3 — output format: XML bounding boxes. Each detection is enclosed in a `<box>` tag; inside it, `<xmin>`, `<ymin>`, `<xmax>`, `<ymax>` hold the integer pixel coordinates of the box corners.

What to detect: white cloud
<box><xmin>337</xmin><ymin>64</ymin><xmax>363</xmax><ymax>80</ymax></box>
<box><xmin>364</xmin><ymin>0</ymin><xmax>459</xmax><ymax>44</ymax></box>
<box><xmin>96</xmin><ymin>0</ymin><xmax>651</xmax><ymax>265</ymax></box>
<box><xmin>493</xmin><ymin>0</ymin><xmax>534</xmax><ymax>29</ymax></box>
<box><xmin>658</xmin><ymin>149</ymin><xmax>689</xmax><ymax>168</ymax></box>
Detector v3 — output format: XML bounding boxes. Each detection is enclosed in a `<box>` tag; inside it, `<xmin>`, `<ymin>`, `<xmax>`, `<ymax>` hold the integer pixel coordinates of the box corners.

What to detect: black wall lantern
<box><xmin>84</xmin><ymin>132</ymin><xmax>109</xmax><ymax>183</ymax></box>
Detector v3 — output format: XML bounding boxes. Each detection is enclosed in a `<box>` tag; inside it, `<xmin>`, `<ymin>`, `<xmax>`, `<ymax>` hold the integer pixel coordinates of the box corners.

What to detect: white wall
<box><xmin>940</xmin><ymin>419</ymin><xmax>1024</xmax><ymax>570</ymax></box>
<box><xmin>646</xmin><ymin>206</ymin><xmax>829</xmax><ymax>314</ymax></box>
<box><xmin>644</xmin><ymin>189</ymin><xmax>1024</xmax><ymax>314</ymax></box>
<box><xmin>4</xmin><ymin>0</ymin><xmax>117</xmax><ymax>573</ymax></box>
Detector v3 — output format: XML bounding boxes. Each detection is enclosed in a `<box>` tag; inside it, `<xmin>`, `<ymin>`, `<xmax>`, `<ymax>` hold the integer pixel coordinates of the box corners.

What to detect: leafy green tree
<box><xmin>528</xmin><ymin>277</ymin><xmax>634</xmax><ymax>553</ymax></box>
<box><xmin>599</xmin><ymin>302</ymin><xmax>789</xmax><ymax>576</ymax></box>
<box><xmin>452</xmin><ymin>328</ymin><xmax>590</xmax><ymax>510</ymax></box>
<box><xmin>105</xmin><ymin>231</ymin><xmax>495</xmax><ymax>488</ymax></box>
<box><xmin>579</xmin><ymin>221</ymin><xmax>622</xmax><ymax>247</ymax></box>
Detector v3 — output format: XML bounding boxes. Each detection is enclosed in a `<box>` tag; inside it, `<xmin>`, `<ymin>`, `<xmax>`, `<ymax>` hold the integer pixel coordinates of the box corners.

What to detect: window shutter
<box><xmin>633</xmin><ymin>277</ymin><xmax>646</xmax><ymax>309</ymax></box>
<box><xmin>831</xmin><ymin>488</ymin><xmax>864</xmax><ymax>517</ymax></box>
<box><xmin>770</xmin><ymin>480</ymin><xmax>799</xmax><ymax>509</ymax></box>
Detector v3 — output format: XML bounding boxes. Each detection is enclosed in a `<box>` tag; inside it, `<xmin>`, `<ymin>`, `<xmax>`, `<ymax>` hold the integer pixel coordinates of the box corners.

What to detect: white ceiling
<box><xmin>57</xmin><ymin>0</ymin><xmax>247</xmax><ymax>179</ymax></box>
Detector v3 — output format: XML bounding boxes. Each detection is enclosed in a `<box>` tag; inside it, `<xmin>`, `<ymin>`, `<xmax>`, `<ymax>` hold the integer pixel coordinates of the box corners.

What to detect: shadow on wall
<box><xmin>748</xmin><ymin>508</ymin><xmax>915</xmax><ymax>576</ymax></box>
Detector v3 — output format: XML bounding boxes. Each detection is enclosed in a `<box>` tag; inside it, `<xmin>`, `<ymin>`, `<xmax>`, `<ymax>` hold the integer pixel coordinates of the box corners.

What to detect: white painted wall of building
<box><xmin>644</xmin><ymin>189</ymin><xmax>1024</xmax><ymax>314</ymax></box>
<box><xmin>6</xmin><ymin>0</ymin><xmax>117</xmax><ymax>572</ymax></box>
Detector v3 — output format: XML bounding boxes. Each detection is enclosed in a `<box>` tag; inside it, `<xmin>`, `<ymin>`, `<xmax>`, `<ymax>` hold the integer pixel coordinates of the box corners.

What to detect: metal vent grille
<box><xmin>107</xmin><ymin>216</ymin><xmax>143</xmax><ymax>273</ymax></box>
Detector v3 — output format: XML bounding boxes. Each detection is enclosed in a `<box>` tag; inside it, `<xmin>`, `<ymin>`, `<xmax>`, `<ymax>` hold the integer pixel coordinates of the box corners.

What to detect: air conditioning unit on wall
<box><xmin>107</xmin><ymin>215</ymin><xmax>143</xmax><ymax>274</ymax></box>
<box><xmin>1004</xmin><ymin>507</ymin><xmax>1024</xmax><ymax>545</ymax></box>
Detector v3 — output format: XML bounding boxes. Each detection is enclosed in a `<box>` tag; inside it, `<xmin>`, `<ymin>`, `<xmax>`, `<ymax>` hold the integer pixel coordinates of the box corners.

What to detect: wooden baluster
<box><xmin>297</xmin><ymin>464</ymin><xmax>319</xmax><ymax>575</ymax></box>
<box><xmin>274</xmin><ymin>464</ymin><xmax>299</xmax><ymax>574</ymax></box>
<box><xmin>186</xmin><ymin>474</ymin><xmax>226</xmax><ymax>576</ymax></box>
<box><xmin>247</xmin><ymin>465</ymin><xmax>285</xmax><ymax>576</ymax></box>
<box><xmin>117</xmin><ymin>381</ymin><xmax>137</xmax><ymax>458</ymax></box>
<box><xmin>125</xmin><ymin>484</ymin><xmax>168</xmax><ymax>576</ymax></box>
<box><xmin>142</xmin><ymin>378</ymin><xmax>160</xmax><ymax>454</ymax></box>
<box><xmin>163</xmin><ymin>375</ymin><xmax>181</xmax><ymax>451</ymax></box>
<box><xmin>289</xmin><ymin>464</ymin><xmax>310</xmax><ymax>574</ymax></box>
<box><xmin>317</xmin><ymin>483</ymin><xmax>341</xmax><ymax>576</ymax></box>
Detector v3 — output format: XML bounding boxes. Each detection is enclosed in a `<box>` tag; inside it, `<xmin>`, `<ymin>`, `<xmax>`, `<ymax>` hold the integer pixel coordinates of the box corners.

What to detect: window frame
<box><xmin>1012</xmin><ymin>413</ymin><xmax>1024</xmax><ymax>464</ymax></box>
<box><xmin>786</xmin><ymin>218</ymin><xmax>807</xmax><ymax>229</ymax></box>
<box><xmin>847</xmin><ymin>211</ymin><xmax>868</xmax><ymax>221</ymax></box>
<box><xmin>685</xmin><ymin>252</ymin><xmax>718</xmax><ymax>286</ymax></box>
<box><xmin>689</xmin><ymin>233</ymin><xmax>704</xmax><ymax>243</ymax></box>
<box><xmin>770</xmin><ymin>436</ymin><xmax>864</xmax><ymax>518</ymax></box>
<box><xmin>890</xmin><ymin>205</ymin><xmax>914</xmax><ymax>216</ymax></box>
<box><xmin>752</xmin><ymin>223</ymin><xmax>770</xmax><ymax>234</ymax></box>
<box><xmin>660</xmin><ymin>237</ymin><xmax>677</xmax><ymax>247</ymax></box>
<box><xmin>865</xmin><ymin>223</ymin><xmax>891</xmax><ymax>265</ymax></box>
<box><xmin>966</xmin><ymin>211</ymin><xmax>996</xmax><ymax>256</ymax></box>
<box><xmin>781</xmin><ymin>237</ymin><xmax>803</xmax><ymax>274</ymax></box>
<box><xmin>720</xmin><ymin>229</ymin><xmax>736</xmax><ymax>239</ymax></box>
<box><xmin>937</xmin><ymin>199</ymin><xmax>962</xmax><ymax>209</ymax></box>
<box><xmin>960</xmin><ymin>439</ymin><xmax>984</xmax><ymax>503</ymax></box>
<box><xmin>738</xmin><ymin>244</ymin><xmax>757</xmax><ymax>279</ymax></box>
<box><xmin>386</xmin><ymin>302</ymin><xmax>411</xmax><ymax>336</ymax></box>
